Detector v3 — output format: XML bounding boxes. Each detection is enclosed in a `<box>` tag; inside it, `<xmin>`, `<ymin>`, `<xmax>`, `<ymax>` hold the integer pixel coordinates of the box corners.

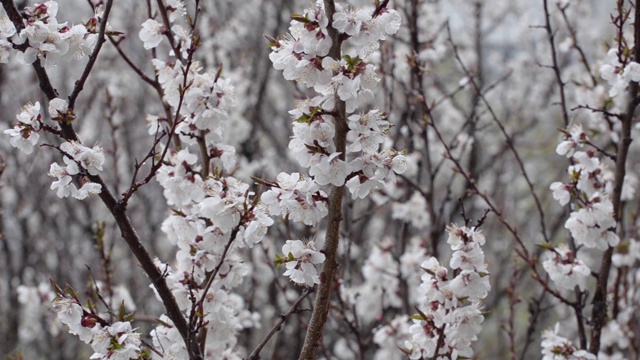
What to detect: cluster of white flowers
<box><xmin>0</xmin><ymin>1</ymin><xmax>98</xmax><ymax>65</ymax></box>
<box><xmin>541</xmin><ymin>324</ymin><xmax>596</xmax><ymax>360</ymax></box>
<box><xmin>266</xmin><ymin>0</ymin><xmax>406</xmax><ymax>206</ymax></box>
<box><xmin>612</xmin><ymin>238</ymin><xmax>640</xmax><ymax>267</ymax></box>
<box><xmin>151</xmin><ymin>128</ymin><xmax>271</xmax><ymax>357</ymax></box>
<box><xmin>152</xmin><ymin>58</ymin><xmax>237</xmax><ymax>157</ymax></box>
<box><xmin>0</xmin><ymin>5</ymin><xmax>15</xmax><ymax>62</ymax></box>
<box><xmin>551</xmin><ymin>124</ymin><xmax>625</xmax><ymax>248</ymax></box>
<box><xmin>17</xmin><ymin>283</ymin><xmax>59</xmax><ymax>342</ymax></box>
<box><xmin>372</xmin><ymin>315</ymin><xmax>413</xmax><ymax>360</ymax></box>
<box><xmin>338</xmin><ymin>238</ymin><xmax>404</xmax><ymax>323</ymax></box>
<box><xmin>4</xmin><ymin>102</ymin><xmax>42</xmax><ymax>154</ymax></box>
<box><xmin>542</xmin><ymin>244</ymin><xmax>591</xmax><ymax>291</ymax></box>
<box><xmin>600</xmin><ymin>48</ymin><xmax>640</xmax><ymax>97</ymax></box>
<box><xmin>261</xmin><ymin>172</ymin><xmax>328</xmax><ymax>226</ymax></box>
<box><xmin>5</xmin><ymin>97</ymin><xmax>75</xmax><ymax>156</ymax></box>
<box><xmin>333</xmin><ymin>236</ymin><xmax>430</xmax><ymax>339</ymax></box>
<box><xmin>2</xmin><ymin>31</ymin><xmax>102</xmax><ymax>199</ymax></box>
<box><xmin>263</xmin><ymin>0</ymin><xmax>406</xmax><ymax>291</ymax></box>
<box><xmin>546</xmin><ymin>124</ymin><xmax>630</xmax><ymax>291</ymax></box>
<box><xmin>139</xmin><ymin>0</ymin><xmax>188</xmax><ymax>54</ymax></box>
<box><xmin>53</xmin><ymin>295</ymin><xmax>142</xmax><ymax>360</ymax></box>
<box><xmin>48</xmin><ymin>140</ymin><xmax>104</xmax><ymax>200</ymax></box>
<box><xmin>392</xmin><ymin>192</ymin><xmax>431</xmax><ymax>229</ymax></box>
<box><xmin>136</xmin><ymin>4</ymin><xmax>273</xmax><ymax>357</ymax></box>
<box><xmin>405</xmin><ymin>224</ymin><xmax>490</xmax><ymax>359</ymax></box>
<box><xmin>541</xmin><ymin>113</ymin><xmax>640</xmax><ymax>356</ymax></box>
<box><xmin>278</xmin><ymin>239</ymin><xmax>326</xmax><ymax>286</ymax></box>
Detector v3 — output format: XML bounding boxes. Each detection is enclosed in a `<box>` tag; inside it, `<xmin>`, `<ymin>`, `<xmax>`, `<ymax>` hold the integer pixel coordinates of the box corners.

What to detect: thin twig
<box><xmin>248</xmin><ymin>288</ymin><xmax>313</xmax><ymax>360</ymax></box>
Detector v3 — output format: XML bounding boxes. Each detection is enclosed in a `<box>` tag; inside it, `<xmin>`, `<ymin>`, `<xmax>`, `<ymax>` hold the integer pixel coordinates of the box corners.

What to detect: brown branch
<box><xmin>589</xmin><ymin>1</ymin><xmax>640</xmax><ymax>352</ymax></box>
<box><xmin>248</xmin><ymin>288</ymin><xmax>313</xmax><ymax>360</ymax></box>
<box><xmin>107</xmin><ymin>35</ymin><xmax>159</xmax><ymax>87</ymax></box>
<box><xmin>68</xmin><ymin>0</ymin><xmax>114</xmax><ymax>109</ymax></box>
<box><xmin>155</xmin><ymin>0</ymin><xmax>182</xmax><ymax>62</ymax></box>
<box><xmin>542</xmin><ymin>0</ymin><xmax>570</xmax><ymax>127</ymax></box>
<box><xmin>298</xmin><ymin>1</ymin><xmax>347</xmax><ymax>358</ymax></box>
<box><xmin>557</xmin><ymin>4</ymin><xmax>597</xmax><ymax>87</ymax></box>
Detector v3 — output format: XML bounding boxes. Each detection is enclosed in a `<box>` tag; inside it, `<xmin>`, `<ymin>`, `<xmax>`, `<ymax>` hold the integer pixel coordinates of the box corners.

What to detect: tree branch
<box><xmin>589</xmin><ymin>1</ymin><xmax>640</xmax><ymax>352</ymax></box>
<box><xmin>0</xmin><ymin>1</ymin><xmax>203</xmax><ymax>358</ymax></box>
<box><xmin>249</xmin><ymin>288</ymin><xmax>313</xmax><ymax>360</ymax></box>
<box><xmin>298</xmin><ymin>1</ymin><xmax>347</xmax><ymax>358</ymax></box>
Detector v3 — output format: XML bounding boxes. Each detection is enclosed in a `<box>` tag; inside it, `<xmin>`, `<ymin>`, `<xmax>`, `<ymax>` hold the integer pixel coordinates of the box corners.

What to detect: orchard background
<box><xmin>0</xmin><ymin>0</ymin><xmax>638</xmax><ymax>359</ymax></box>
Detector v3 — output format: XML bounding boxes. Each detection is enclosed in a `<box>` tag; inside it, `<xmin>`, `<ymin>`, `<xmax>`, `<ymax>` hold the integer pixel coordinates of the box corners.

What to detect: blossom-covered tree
<box><xmin>2</xmin><ymin>0</ymin><xmax>640</xmax><ymax>359</ymax></box>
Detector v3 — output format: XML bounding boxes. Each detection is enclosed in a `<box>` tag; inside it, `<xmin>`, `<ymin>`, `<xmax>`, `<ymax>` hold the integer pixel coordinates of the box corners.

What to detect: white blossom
<box><xmin>281</xmin><ymin>239</ymin><xmax>325</xmax><ymax>286</ymax></box>
<box><xmin>139</xmin><ymin>19</ymin><xmax>165</xmax><ymax>49</ymax></box>
<box><xmin>542</xmin><ymin>244</ymin><xmax>591</xmax><ymax>290</ymax></box>
<box><xmin>5</xmin><ymin>126</ymin><xmax>39</xmax><ymax>154</ymax></box>
<box><xmin>262</xmin><ymin>172</ymin><xmax>328</xmax><ymax>226</ymax></box>
<box><xmin>541</xmin><ymin>323</ymin><xmax>596</xmax><ymax>360</ymax></box>
<box><xmin>550</xmin><ymin>182</ymin><xmax>571</xmax><ymax>206</ymax></box>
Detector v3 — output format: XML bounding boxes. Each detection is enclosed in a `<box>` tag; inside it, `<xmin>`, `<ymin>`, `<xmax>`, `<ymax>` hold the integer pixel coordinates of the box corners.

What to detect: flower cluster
<box><xmin>541</xmin><ymin>117</ymin><xmax>638</xmax><ymax>356</ymax></box>
<box><xmin>542</xmin><ymin>244</ymin><xmax>591</xmax><ymax>291</ymax></box>
<box><xmin>550</xmin><ymin>125</ymin><xmax>623</xmax><ymax>251</ymax></box>
<box><xmin>372</xmin><ymin>315</ymin><xmax>413</xmax><ymax>360</ymax></box>
<box><xmin>139</xmin><ymin>0</ymin><xmax>189</xmax><ymax>54</ymax></box>
<box><xmin>4</xmin><ymin>102</ymin><xmax>42</xmax><ymax>154</ymax></box>
<box><xmin>151</xmin><ymin>59</ymin><xmax>235</xmax><ymax>149</ymax></box>
<box><xmin>359</xmin><ymin>240</ymin><xmax>403</xmax><ymax>311</ymax></box>
<box><xmin>17</xmin><ymin>283</ymin><xmax>58</xmax><ymax>342</ymax></box>
<box><xmin>392</xmin><ymin>192</ymin><xmax>431</xmax><ymax>229</ymax></box>
<box><xmin>600</xmin><ymin>48</ymin><xmax>640</xmax><ymax>98</ymax></box>
<box><xmin>48</xmin><ymin>141</ymin><xmax>104</xmax><ymax>200</ymax></box>
<box><xmin>265</xmin><ymin>0</ymin><xmax>406</xmax><ymax>215</ymax></box>
<box><xmin>277</xmin><ymin>239</ymin><xmax>326</xmax><ymax>286</ymax></box>
<box><xmin>0</xmin><ymin>5</ymin><xmax>16</xmax><ymax>63</ymax></box>
<box><xmin>53</xmin><ymin>294</ymin><xmax>142</xmax><ymax>360</ymax></box>
<box><xmin>261</xmin><ymin>172</ymin><xmax>328</xmax><ymax>226</ymax></box>
<box><xmin>137</xmin><ymin>7</ymin><xmax>272</xmax><ymax>357</ymax></box>
<box><xmin>153</xmin><ymin>150</ymin><xmax>271</xmax><ymax>358</ymax></box>
<box><xmin>0</xmin><ymin>1</ymin><xmax>98</xmax><ymax>65</ymax></box>
<box><xmin>406</xmin><ymin>224</ymin><xmax>490</xmax><ymax>359</ymax></box>
<box><xmin>5</xmin><ymin>97</ymin><xmax>76</xmax><ymax>156</ymax></box>
<box><xmin>541</xmin><ymin>324</ymin><xmax>596</xmax><ymax>360</ymax></box>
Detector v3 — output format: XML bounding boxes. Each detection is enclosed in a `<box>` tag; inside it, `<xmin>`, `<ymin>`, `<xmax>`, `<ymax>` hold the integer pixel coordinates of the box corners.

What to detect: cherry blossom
<box><xmin>543</xmin><ymin>244</ymin><xmax>591</xmax><ymax>291</ymax></box>
<box><xmin>139</xmin><ymin>19</ymin><xmax>164</xmax><ymax>49</ymax></box>
<box><xmin>48</xmin><ymin>98</ymin><xmax>70</xmax><ymax>121</ymax></box>
<box><xmin>261</xmin><ymin>172</ymin><xmax>328</xmax><ymax>226</ymax></box>
<box><xmin>541</xmin><ymin>324</ymin><xmax>596</xmax><ymax>360</ymax></box>
<box><xmin>564</xmin><ymin>194</ymin><xmax>619</xmax><ymax>250</ymax></box>
<box><xmin>392</xmin><ymin>192</ymin><xmax>431</xmax><ymax>229</ymax></box>
<box><xmin>279</xmin><ymin>239</ymin><xmax>326</xmax><ymax>286</ymax></box>
<box><xmin>600</xmin><ymin>48</ymin><xmax>640</xmax><ymax>98</ymax></box>
<box><xmin>60</xmin><ymin>141</ymin><xmax>105</xmax><ymax>176</ymax></box>
<box><xmin>5</xmin><ymin>126</ymin><xmax>39</xmax><ymax>154</ymax></box>
<box><xmin>89</xmin><ymin>322</ymin><xmax>141</xmax><ymax>360</ymax></box>
<box><xmin>550</xmin><ymin>182</ymin><xmax>571</xmax><ymax>206</ymax></box>
<box><xmin>556</xmin><ymin>124</ymin><xmax>586</xmax><ymax>157</ymax></box>
<box><xmin>48</xmin><ymin>142</ymin><xmax>104</xmax><ymax>200</ymax></box>
<box><xmin>6</xmin><ymin>1</ymin><xmax>95</xmax><ymax>65</ymax></box>
<box><xmin>407</xmin><ymin>224</ymin><xmax>489</xmax><ymax>359</ymax></box>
